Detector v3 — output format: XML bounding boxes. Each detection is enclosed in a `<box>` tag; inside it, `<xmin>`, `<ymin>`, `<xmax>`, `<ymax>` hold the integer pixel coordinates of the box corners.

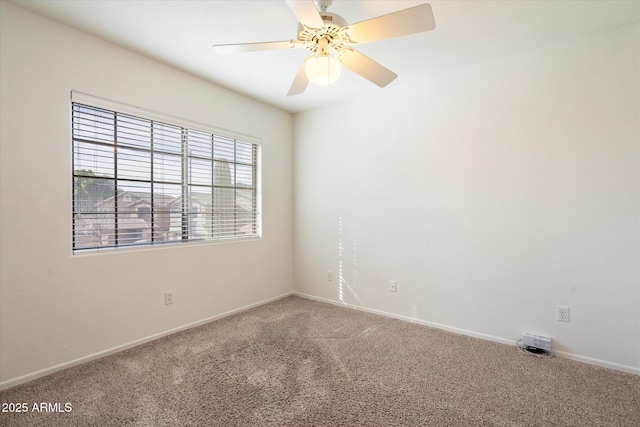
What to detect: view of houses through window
<box><xmin>72</xmin><ymin>101</ymin><xmax>260</xmax><ymax>251</ymax></box>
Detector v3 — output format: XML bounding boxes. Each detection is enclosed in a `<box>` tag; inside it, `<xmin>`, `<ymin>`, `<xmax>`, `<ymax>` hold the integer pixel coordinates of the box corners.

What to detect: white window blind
<box><xmin>72</xmin><ymin>96</ymin><xmax>260</xmax><ymax>252</ymax></box>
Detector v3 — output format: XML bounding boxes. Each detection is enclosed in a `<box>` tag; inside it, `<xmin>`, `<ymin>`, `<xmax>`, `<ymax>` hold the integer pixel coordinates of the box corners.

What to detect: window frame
<box><xmin>71</xmin><ymin>92</ymin><xmax>262</xmax><ymax>253</ymax></box>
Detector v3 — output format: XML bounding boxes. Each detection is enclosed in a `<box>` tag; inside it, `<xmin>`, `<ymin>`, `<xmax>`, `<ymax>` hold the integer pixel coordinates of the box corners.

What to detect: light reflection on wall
<box><xmin>338</xmin><ymin>217</ymin><xmax>344</xmax><ymax>303</ymax></box>
<box><xmin>337</xmin><ymin>216</ymin><xmax>361</xmax><ymax>306</ymax></box>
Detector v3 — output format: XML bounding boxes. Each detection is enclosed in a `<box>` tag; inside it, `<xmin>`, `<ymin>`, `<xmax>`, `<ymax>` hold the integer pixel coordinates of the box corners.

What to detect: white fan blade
<box><xmin>285</xmin><ymin>0</ymin><xmax>324</xmax><ymax>29</ymax></box>
<box><xmin>287</xmin><ymin>61</ymin><xmax>309</xmax><ymax>96</ymax></box>
<box><xmin>346</xmin><ymin>4</ymin><xmax>435</xmax><ymax>44</ymax></box>
<box><xmin>213</xmin><ymin>40</ymin><xmax>295</xmax><ymax>54</ymax></box>
<box><xmin>340</xmin><ymin>49</ymin><xmax>397</xmax><ymax>88</ymax></box>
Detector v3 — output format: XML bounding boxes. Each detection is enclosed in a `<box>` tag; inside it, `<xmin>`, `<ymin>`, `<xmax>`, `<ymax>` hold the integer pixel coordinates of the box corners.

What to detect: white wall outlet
<box><xmin>557</xmin><ymin>305</ymin><xmax>569</xmax><ymax>322</ymax></box>
<box><xmin>165</xmin><ymin>291</ymin><xmax>174</xmax><ymax>305</ymax></box>
<box><xmin>388</xmin><ymin>280</ymin><xmax>397</xmax><ymax>292</ymax></box>
<box><xmin>327</xmin><ymin>271</ymin><xmax>333</xmax><ymax>281</ymax></box>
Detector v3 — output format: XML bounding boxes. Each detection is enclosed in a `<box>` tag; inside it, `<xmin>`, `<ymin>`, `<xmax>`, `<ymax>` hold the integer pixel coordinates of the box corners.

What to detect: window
<box><xmin>72</xmin><ymin>93</ymin><xmax>260</xmax><ymax>252</ymax></box>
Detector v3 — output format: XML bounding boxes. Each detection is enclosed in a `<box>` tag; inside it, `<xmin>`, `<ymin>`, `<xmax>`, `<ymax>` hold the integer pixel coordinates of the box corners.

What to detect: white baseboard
<box><xmin>550</xmin><ymin>350</ymin><xmax>639</xmax><ymax>375</ymax></box>
<box><xmin>0</xmin><ymin>292</ymin><xmax>294</xmax><ymax>391</ymax></box>
<box><xmin>294</xmin><ymin>292</ymin><xmax>640</xmax><ymax>376</ymax></box>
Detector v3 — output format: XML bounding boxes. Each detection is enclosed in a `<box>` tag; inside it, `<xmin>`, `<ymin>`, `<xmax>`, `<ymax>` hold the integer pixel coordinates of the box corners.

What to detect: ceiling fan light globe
<box><xmin>305</xmin><ymin>55</ymin><xmax>341</xmax><ymax>86</ymax></box>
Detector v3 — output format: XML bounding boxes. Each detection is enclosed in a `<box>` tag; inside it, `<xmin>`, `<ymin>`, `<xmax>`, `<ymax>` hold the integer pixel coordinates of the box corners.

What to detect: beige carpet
<box><xmin>1</xmin><ymin>295</ymin><xmax>638</xmax><ymax>426</ymax></box>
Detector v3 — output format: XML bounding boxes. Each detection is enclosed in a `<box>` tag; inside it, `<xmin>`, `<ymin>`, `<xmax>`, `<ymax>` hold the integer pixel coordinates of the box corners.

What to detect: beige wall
<box><xmin>2</xmin><ymin>0</ymin><xmax>638</xmax><ymax>388</ymax></box>
<box><xmin>0</xmin><ymin>2</ymin><xmax>293</xmax><ymax>387</ymax></box>
<box><xmin>293</xmin><ymin>23</ymin><xmax>640</xmax><ymax>373</ymax></box>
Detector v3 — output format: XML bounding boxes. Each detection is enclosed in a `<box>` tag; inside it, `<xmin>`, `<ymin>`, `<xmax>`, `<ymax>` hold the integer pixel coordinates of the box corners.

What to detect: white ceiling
<box><xmin>10</xmin><ymin>0</ymin><xmax>640</xmax><ymax>113</ymax></box>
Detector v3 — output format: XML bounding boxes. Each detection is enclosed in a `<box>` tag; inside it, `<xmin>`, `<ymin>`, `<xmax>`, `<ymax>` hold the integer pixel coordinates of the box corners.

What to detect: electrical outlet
<box><xmin>557</xmin><ymin>305</ymin><xmax>569</xmax><ymax>322</ymax></box>
<box><xmin>327</xmin><ymin>271</ymin><xmax>333</xmax><ymax>281</ymax></box>
<box><xmin>388</xmin><ymin>280</ymin><xmax>397</xmax><ymax>292</ymax></box>
<box><xmin>165</xmin><ymin>291</ymin><xmax>174</xmax><ymax>305</ymax></box>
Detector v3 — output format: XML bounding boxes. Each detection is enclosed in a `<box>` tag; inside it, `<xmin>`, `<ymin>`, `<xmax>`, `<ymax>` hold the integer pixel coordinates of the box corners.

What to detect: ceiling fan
<box><xmin>213</xmin><ymin>0</ymin><xmax>435</xmax><ymax>96</ymax></box>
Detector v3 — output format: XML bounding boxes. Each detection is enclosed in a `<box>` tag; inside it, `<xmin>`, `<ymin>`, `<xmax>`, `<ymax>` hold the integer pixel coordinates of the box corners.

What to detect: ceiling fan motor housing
<box><xmin>319</xmin><ymin>11</ymin><xmax>347</xmax><ymax>27</ymax></box>
<box><xmin>297</xmin><ymin>12</ymin><xmax>350</xmax><ymax>54</ymax></box>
